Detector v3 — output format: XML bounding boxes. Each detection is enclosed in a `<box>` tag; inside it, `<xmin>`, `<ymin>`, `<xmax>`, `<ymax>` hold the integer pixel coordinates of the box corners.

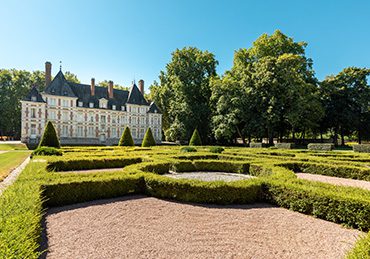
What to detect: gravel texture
<box><xmin>44</xmin><ymin>196</ymin><xmax>363</xmax><ymax>259</ymax></box>
<box><xmin>296</xmin><ymin>172</ymin><xmax>370</xmax><ymax>190</ymax></box>
<box><xmin>165</xmin><ymin>171</ymin><xmax>254</xmax><ymax>182</ymax></box>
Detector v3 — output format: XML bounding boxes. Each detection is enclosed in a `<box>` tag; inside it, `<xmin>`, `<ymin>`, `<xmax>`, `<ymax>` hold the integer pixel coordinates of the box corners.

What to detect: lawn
<box><xmin>0</xmin><ymin>145</ymin><xmax>369</xmax><ymax>258</ymax></box>
<box><xmin>0</xmin><ymin>151</ymin><xmax>31</xmax><ymax>181</ymax></box>
<box><xmin>0</xmin><ymin>143</ymin><xmax>28</xmax><ymax>151</ymax></box>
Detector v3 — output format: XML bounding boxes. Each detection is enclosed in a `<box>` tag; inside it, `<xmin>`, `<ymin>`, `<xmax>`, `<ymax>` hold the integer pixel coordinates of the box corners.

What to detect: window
<box><xmin>30</xmin><ymin>124</ymin><xmax>37</xmax><ymax>135</ymax></box>
<box><xmin>77</xmin><ymin>126</ymin><xmax>83</xmax><ymax>137</ymax></box>
<box><xmin>140</xmin><ymin>128</ymin><xmax>145</xmax><ymax>138</ymax></box>
<box><xmin>62</xmin><ymin>111</ymin><xmax>69</xmax><ymax>121</ymax></box>
<box><xmin>101</xmin><ymin>115</ymin><xmax>106</xmax><ymax>123</ymax></box>
<box><xmin>89</xmin><ymin>113</ymin><xmax>94</xmax><ymax>122</ymax></box>
<box><xmin>121</xmin><ymin>106</ymin><xmax>125</xmax><ymax>111</ymax></box>
<box><xmin>89</xmin><ymin>102</ymin><xmax>94</xmax><ymax>108</ymax></box>
<box><xmin>78</xmin><ymin>101</ymin><xmax>83</xmax><ymax>107</ymax></box>
<box><xmin>140</xmin><ymin>117</ymin><xmax>145</xmax><ymax>124</ymax></box>
<box><xmin>112</xmin><ymin>116</ymin><xmax>116</xmax><ymax>123</ymax></box>
<box><xmin>49</xmin><ymin>98</ymin><xmax>56</xmax><ymax>106</ymax></box>
<box><xmin>88</xmin><ymin>126</ymin><xmax>94</xmax><ymax>137</ymax></box>
<box><xmin>112</xmin><ymin>105</ymin><xmax>116</xmax><ymax>110</ymax></box>
<box><xmin>112</xmin><ymin>128</ymin><xmax>117</xmax><ymax>138</ymax></box>
<box><xmin>154</xmin><ymin>117</ymin><xmax>158</xmax><ymax>125</ymax></box>
<box><xmin>62</xmin><ymin>125</ymin><xmax>68</xmax><ymax>137</ymax></box>
<box><xmin>31</xmin><ymin>108</ymin><xmax>36</xmax><ymax>118</ymax></box>
<box><xmin>132</xmin><ymin>117</ymin><xmax>137</xmax><ymax>124</ymax></box>
<box><xmin>31</xmin><ymin>96</ymin><xmax>37</xmax><ymax>102</ymax></box>
<box><xmin>62</xmin><ymin>99</ymin><xmax>69</xmax><ymax>107</ymax></box>
<box><xmin>77</xmin><ymin>112</ymin><xmax>83</xmax><ymax>122</ymax></box>
<box><xmin>132</xmin><ymin>128</ymin><xmax>137</xmax><ymax>138</ymax></box>
<box><xmin>48</xmin><ymin>111</ymin><xmax>56</xmax><ymax>120</ymax></box>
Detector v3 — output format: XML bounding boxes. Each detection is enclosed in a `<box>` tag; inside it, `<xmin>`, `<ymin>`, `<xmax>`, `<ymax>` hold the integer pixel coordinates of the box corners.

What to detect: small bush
<box><xmin>189</xmin><ymin>129</ymin><xmax>202</xmax><ymax>146</ymax></box>
<box><xmin>209</xmin><ymin>146</ymin><xmax>224</xmax><ymax>153</ymax></box>
<box><xmin>119</xmin><ymin>127</ymin><xmax>135</xmax><ymax>146</ymax></box>
<box><xmin>307</xmin><ymin>143</ymin><xmax>334</xmax><ymax>151</ymax></box>
<box><xmin>250</xmin><ymin>143</ymin><xmax>263</xmax><ymax>148</ymax></box>
<box><xmin>275</xmin><ymin>143</ymin><xmax>295</xmax><ymax>149</ymax></box>
<box><xmin>180</xmin><ymin>146</ymin><xmax>197</xmax><ymax>153</ymax></box>
<box><xmin>142</xmin><ymin>128</ymin><xmax>156</xmax><ymax>147</ymax></box>
<box><xmin>32</xmin><ymin>147</ymin><xmax>62</xmax><ymax>157</ymax></box>
<box><xmin>38</xmin><ymin>121</ymin><xmax>60</xmax><ymax>148</ymax></box>
<box><xmin>353</xmin><ymin>144</ymin><xmax>370</xmax><ymax>153</ymax></box>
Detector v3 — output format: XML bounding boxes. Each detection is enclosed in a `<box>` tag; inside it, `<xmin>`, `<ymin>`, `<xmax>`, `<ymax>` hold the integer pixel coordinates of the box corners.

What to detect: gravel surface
<box><xmin>165</xmin><ymin>171</ymin><xmax>254</xmax><ymax>182</ymax></box>
<box><xmin>297</xmin><ymin>173</ymin><xmax>370</xmax><ymax>190</ymax></box>
<box><xmin>44</xmin><ymin>196</ymin><xmax>363</xmax><ymax>259</ymax></box>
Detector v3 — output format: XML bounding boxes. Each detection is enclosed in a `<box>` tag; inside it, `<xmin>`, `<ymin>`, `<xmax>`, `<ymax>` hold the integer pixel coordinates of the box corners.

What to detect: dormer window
<box><xmin>78</xmin><ymin>101</ymin><xmax>83</xmax><ymax>107</ymax></box>
<box><xmin>31</xmin><ymin>96</ymin><xmax>37</xmax><ymax>102</ymax></box>
<box><xmin>99</xmin><ymin>98</ymin><xmax>108</xmax><ymax>109</ymax></box>
<box><xmin>121</xmin><ymin>106</ymin><xmax>125</xmax><ymax>111</ymax></box>
<box><xmin>89</xmin><ymin>102</ymin><xmax>94</xmax><ymax>108</ymax></box>
<box><xmin>112</xmin><ymin>105</ymin><xmax>116</xmax><ymax>110</ymax></box>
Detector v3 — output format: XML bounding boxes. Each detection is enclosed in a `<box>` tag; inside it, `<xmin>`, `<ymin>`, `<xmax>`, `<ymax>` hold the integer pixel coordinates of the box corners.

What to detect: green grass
<box><xmin>1</xmin><ymin>145</ymin><xmax>370</xmax><ymax>258</ymax></box>
<box><xmin>0</xmin><ymin>143</ymin><xmax>28</xmax><ymax>151</ymax></box>
<box><xmin>0</xmin><ymin>151</ymin><xmax>31</xmax><ymax>181</ymax></box>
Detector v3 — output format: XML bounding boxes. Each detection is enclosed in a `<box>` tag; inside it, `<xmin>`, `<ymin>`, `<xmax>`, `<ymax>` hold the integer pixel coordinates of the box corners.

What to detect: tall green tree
<box><xmin>151</xmin><ymin>47</ymin><xmax>218</xmax><ymax>142</ymax></box>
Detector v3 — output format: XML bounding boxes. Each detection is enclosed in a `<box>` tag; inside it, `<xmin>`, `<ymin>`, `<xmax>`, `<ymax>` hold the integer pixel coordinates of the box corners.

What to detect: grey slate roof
<box><xmin>148</xmin><ymin>102</ymin><xmax>161</xmax><ymax>113</ymax></box>
<box><xmin>24</xmin><ymin>86</ymin><xmax>45</xmax><ymax>102</ymax></box>
<box><xmin>127</xmin><ymin>84</ymin><xmax>149</xmax><ymax>106</ymax></box>
<box><xmin>38</xmin><ymin>71</ymin><xmax>158</xmax><ymax>111</ymax></box>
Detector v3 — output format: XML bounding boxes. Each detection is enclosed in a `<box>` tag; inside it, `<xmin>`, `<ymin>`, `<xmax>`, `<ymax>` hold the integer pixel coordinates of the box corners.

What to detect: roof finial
<box><xmin>59</xmin><ymin>61</ymin><xmax>62</xmax><ymax>71</ymax></box>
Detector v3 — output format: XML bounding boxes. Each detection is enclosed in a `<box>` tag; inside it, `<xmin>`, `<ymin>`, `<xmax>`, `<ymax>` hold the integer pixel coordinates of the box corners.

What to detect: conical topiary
<box><xmin>189</xmin><ymin>128</ymin><xmax>202</xmax><ymax>146</ymax></box>
<box><xmin>38</xmin><ymin>121</ymin><xmax>61</xmax><ymax>148</ymax></box>
<box><xmin>118</xmin><ymin>126</ymin><xmax>135</xmax><ymax>146</ymax></box>
<box><xmin>142</xmin><ymin>128</ymin><xmax>156</xmax><ymax>147</ymax></box>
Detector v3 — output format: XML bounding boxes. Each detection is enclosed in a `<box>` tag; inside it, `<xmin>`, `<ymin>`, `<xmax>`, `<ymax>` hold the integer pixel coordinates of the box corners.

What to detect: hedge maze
<box><xmin>1</xmin><ymin>146</ymin><xmax>370</xmax><ymax>258</ymax></box>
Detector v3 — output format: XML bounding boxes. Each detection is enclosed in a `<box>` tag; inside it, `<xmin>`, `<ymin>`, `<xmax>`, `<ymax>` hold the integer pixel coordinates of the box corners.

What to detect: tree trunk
<box><xmin>340</xmin><ymin>127</ymin><xmax>345</xmax><ymax>146</ymax></box>
<box><xmin>235</xmin><ymin>126</ymin><xmax>246</xmax><ymax>146</ymax></box>
<box><xmin>320</xmin><ymin>131</ymin><xmax>323</xmax><ymax>143</ymax></box>
<box><xmin>248</xmin><ymin>135</ymin><xmax>251</xmax><ymax>145</ymax></box>
<box><xmin>358</xmin><ymin>129</ymin><xmax>362</xmax><ymax>144</ymax></box>
<box><xmin>333</xmin><ymin>128</ymin><xmax>338</xmax><ymax>146</ymax></box>
<box><xmin>267</xmin><ymin>127</ymin><xmax>274</xmax><ymax>146</ymax></box>
<box><xmin>292</xmin><ymin>129</ymin><xmax>296</xmax><ymax>143</ymax></box>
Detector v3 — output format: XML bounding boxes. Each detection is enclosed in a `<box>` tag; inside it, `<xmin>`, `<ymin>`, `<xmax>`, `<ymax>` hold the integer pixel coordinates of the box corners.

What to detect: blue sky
<box><xmin>1</xmin><ymin>0</ymin><xmax>369</xmax><ymax>90</ymax></box>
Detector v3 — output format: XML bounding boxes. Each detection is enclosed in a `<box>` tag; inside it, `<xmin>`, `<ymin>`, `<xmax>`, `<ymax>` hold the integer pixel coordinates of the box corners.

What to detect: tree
<box><xmin>38</xmin><ymin>121</ymin><xmax>60</xmax><ymax>148</ymax></box>
<box><xmin>98</xmin><ymin>80</ymin><xmax>128</xmax><ymax>90</ymax></box>
<box><xmin>189</xmin><ymin>128</ymin><xmax>202</xmax><ymax>146</ymax></box>
<box><xmin>118</xmin><ymin>127</ymin><xmax>135</xmax><ymax>146</ymax></box>
<box><xmin>151</xmin><ymin>47</ymin><xmax>218</xmax><ymax>143</ymax></box>
<box><xmin>141</xmin><ymin>128</ymin><xmax>156</xmax><ymax>147</ymax></box>
<box><xmin>64</xmin><ymin>71</ymin><xmax>80</xmax><ymax>83</ymax></box>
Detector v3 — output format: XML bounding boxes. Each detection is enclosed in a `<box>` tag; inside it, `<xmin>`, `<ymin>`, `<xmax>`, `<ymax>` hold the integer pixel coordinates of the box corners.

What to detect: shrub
<box><xmin>38</xmin><ymin>121</ymin><xmax>60</xmax><ymax>148</ymax></box>
<box><xmin>31</xmin><ymin>147</ymin><xmax>62</xmax><ymax>157</ymax></box>
<box><xmin>118</xmin><ymin>127</ymin><xmax>135</xmax><ymax>146</ymax></box>
<box><xmin>275</xmin><ymin>143</ymin><xmax>295</xmax><ymax>149</ymax></box>
<box><xmin>209</xmin><ymin>146</ymin><xmax>224</xmax><ymax>153</ymax></box>
<box><xmin>141</xmin><ymin>128</ymin><xmax>156</xmax><ymax>147</ymax></box>
<box><xmin>249</xmin><ymin>143</ymin><xmax>263</xmax><ymax>148</ymax></box>
<box><xmin>189</xmin><ymin>129</ymin><xmax>202</xmax><ymax>146</ymax></box>
<box><xmin>180</xmin><ymin>146</ymin><xmax>197</xmax><ymax>153</ymax></box>
<box><xmin>307</xmin><ymin>143</ymin><xmax>334</xmax><ymax>151</ymax></box>
<box><xmin>353</xmin><ymin>144</ymin><xmax>370</xmax><ymax>153</ymax></box>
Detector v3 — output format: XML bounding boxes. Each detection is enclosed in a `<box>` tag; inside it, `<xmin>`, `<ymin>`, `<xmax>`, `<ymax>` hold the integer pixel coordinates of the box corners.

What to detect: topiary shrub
<box><xmin>38</xmin><ymin>121</ymin><xmax>60</xmax><ymax>148</ymax></box>
<box><xmin>308</xmin><ymin>143</ymin><xmax>334</xmax><ymax>151</ymax></box>
<box><xmin>118</xmin><ymin>127</ymin><xmax>135</xmax><ymax>146</ymax></box>
<box><xmin>189</xmin><ymin>129</ymin><xmax>202</xmax><ymax>146</ymax></box>
<box><xmin>31</xmin><ymin>147</ymin><xmax>62</xmax><ymax>157</ymax></box>
<box><xmin>353</xmin><ymin>144</ymin><xmax>370</xmax><ymax>153</ymax></box>
<box><xmin>180</xmin><ymin>146</ymin><xmax>197</xmax><ymax>153</ymax></box>
<box><xmin>141</xmin><ymin>128</ymin><xmax>156</xmax><ymax>147</ymax></box>
<box><xmin>209</xmin><ymin>146</ymin><xmax>224</xmax><ymax>153</ymax></box>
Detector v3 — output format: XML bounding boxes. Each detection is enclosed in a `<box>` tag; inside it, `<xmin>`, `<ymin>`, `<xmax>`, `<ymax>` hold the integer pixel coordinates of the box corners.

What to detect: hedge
<box><xmin>353</xmin><ymin>144</ymin><xmax>370</xmax><ymax>153</ymax></box>
<box><xmin>31</xmin><ymin>147</ymin><xmax>62</xmax><ymax>157</ymax></box>
<box><xmin>38</xmin><ymin>121</ymin><xmax>60</xmax><ymax>148</ymax></box>
<box><xmin>142</xmin><ymin>128</ymin><xmax>156</xmax><ymax>147</ymax></box>
<box><xmin>308</xmin><ymin>143</ymin><xmax>334</xmax><ymax>151</ymax></box>
<box><xmin>118</xmin><ymin>127</ymin><xmax>135</xmax><ymax>146</ymax></box>
<box><xmin>275</xmin><ymin>143</ymin><xmax>295</xmax><ymax>149</ymax></box>
<box><xmin>189</xmin><ymin>129</ymin><xmax>202</xmax><ymax>146</ymax></box>
<box><xmin>46</xmin><ymin>157</ymin><xmax>142</xmax><ymax>172</ymax></box>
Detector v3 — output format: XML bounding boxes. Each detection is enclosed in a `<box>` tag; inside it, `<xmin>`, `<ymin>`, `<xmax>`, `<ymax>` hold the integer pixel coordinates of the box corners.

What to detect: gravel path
<box><xmin>44</xmin><ymin>196</ymin><xmax>363</xmax><ymax>259</ymax></box>
<box><xmin>0</xmin><ymin>151</ymin><xmax>8</xmax><ymax>154</ymax></box>
<box><xmin>165</xmin><ymin>171</ymin><xmax>254</xmax><ymax>182</ymax></box>
<box><xmin>297</xmin><ymin>173</ymin><xmax>370</xmax><ymax>190</ymax></box>
<box><xmin>0</xmin><ymin>156</ymin><xmax>30</xmax><ymax>195</ymax></box>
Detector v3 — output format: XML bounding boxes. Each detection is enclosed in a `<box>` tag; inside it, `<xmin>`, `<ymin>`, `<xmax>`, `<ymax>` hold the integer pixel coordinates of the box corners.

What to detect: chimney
<box><xmin>138</xmin><ymin>79</ymin><xmax>144</xmax><ymax>94</ymax></box>
<box><xmin>45</xmin><ymin>61</ymin><xmax>52</xmax><ymax>87</ymax></box>
<box><xmin>108</xmin><ymin>80</ymin><xmax>114</xmax><ymax>99</ymax></box>
<box><xmin>91</xmin><ymin>78</ymin><xmax>95</xmax><ymax>96</ymax></box>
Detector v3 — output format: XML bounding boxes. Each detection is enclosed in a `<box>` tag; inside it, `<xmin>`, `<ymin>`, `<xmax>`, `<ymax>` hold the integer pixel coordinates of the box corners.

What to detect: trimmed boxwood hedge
<box><xmin>308</xmin><ymin>143</ymin><xmax>334</xmax><ymax>151</ymax></box>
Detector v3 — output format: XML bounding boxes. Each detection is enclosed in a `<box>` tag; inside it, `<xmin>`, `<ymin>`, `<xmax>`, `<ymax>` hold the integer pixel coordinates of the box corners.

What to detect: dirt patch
<box><xmin>44</xmin><ymin>196</ymin><xmax>363</xmax><ymax>259</ymax></box>
<box><xmin>297</xmin><ymin>173</ymin><xmax>370</xmax><ymax>191</ymax></box>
